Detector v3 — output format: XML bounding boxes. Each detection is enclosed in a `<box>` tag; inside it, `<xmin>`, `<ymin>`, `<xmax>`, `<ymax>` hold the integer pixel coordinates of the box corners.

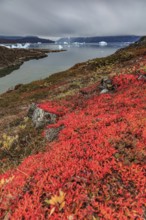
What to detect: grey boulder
<box><xmin>27</xmin><ymin>103</ymin><xmax>57</xmax><ymax>128</ymax></box>
<box><xmin>45</xmin><ymin>125</ymin><xmax>64</xmax><ymax>142</ymax></box>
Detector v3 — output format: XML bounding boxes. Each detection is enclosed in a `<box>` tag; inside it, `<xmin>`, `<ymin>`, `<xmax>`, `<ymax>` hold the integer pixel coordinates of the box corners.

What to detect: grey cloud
<box><xmin>0</xmin><ymin>0</ymin><xmax>145</xmax><ymax>38</ymax></box>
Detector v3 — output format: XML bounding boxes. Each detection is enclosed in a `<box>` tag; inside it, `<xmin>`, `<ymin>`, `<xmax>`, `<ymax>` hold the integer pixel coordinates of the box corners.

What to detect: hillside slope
<box><xmin>0</xmin><ymin>37</ymin><xmax>146</xmax><ymax>219</ymax></box>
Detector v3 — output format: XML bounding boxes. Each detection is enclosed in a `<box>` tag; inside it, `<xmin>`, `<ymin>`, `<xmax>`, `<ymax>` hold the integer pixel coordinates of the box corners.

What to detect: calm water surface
<box><xmin>0</xmin><ymin>43</ymin><xmax>122</xmax><ymax>94</ymax></box>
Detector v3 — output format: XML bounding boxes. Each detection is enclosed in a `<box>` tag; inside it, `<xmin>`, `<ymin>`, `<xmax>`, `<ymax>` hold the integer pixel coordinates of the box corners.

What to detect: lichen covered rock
<box><xmin>28</xmin><ymin>103</ymin><xmax>56</xmax><ymax>128</ymax></box>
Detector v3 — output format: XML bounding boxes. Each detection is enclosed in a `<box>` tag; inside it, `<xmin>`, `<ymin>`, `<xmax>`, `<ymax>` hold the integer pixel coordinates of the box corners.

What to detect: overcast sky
<box><xmin>0</xmin><ymin>0</ymin><xmax>145</xmax><ymax>39</ymax></box>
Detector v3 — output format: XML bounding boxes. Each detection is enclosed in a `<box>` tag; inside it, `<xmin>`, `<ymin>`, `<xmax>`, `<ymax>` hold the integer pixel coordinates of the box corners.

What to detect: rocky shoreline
<box><xmin>0</xmin><ymin>46</ymin><xmax>65</xmax><ymax>77</ymax></box>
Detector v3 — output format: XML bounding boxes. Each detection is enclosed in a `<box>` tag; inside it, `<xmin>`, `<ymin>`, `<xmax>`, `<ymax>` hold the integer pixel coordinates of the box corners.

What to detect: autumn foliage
<box><xmin>0</xmin><ymin>71</ymin><xmax>146</xmax><ymax>219</ymax></box>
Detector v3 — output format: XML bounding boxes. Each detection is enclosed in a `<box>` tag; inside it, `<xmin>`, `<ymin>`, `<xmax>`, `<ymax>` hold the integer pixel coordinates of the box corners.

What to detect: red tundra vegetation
<box><xmin>0</xmin><ymin>68</ymin><xmax>146</xmax><ymax>219</ymax></box>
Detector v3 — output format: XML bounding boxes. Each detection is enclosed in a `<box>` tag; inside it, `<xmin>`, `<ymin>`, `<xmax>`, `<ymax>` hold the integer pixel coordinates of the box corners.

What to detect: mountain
<box><xmin>57</xmin><ymin>35</ymin><xmax>140</xmax><ymax>44</ymax></box>
<box><xmin>0</xmin><ymin>36</ymin><xmax>54</xmax><ymax>44</ymax></box>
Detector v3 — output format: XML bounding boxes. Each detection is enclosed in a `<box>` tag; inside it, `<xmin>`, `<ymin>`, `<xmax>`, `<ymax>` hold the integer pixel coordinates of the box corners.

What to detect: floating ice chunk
<box><xmin>58</xmin><ymin>45</ymin><xmax>63</xmax><ymax>50</ymax></box>
<box><xmin>0</xmin><ymin>44</ymin><xmax>11</xmax><ymax>48</ymax></box>
<box><xmin>23</xmin><ymin>43</ymin><xmax>30</xmax><ymax>48</ymax></box>
<box><xmin>99</xmin><ymin>41</ymin><xmax>108</xmax><ymax>46</ymax></box>
<box><xmin>8</xmin><ymin>43</ymin><xmax>31</xmax><ymax>49</ymax></box>
<box><xmin>73</xmin><ymin>42</ymin><xmax>79</xmax><ymax>45</ymax></box>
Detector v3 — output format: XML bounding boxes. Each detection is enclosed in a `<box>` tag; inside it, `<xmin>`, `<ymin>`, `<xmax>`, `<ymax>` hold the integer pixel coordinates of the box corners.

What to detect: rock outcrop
<box><xmin>99</xmin><ymin>77</ymin><xmax>115</xmax><ymax>94</ymax></box>
<box><xmin>45</xmin><ymin>125</ymin><xmax>64</xmax><ymax>142</ymax></box>
<box><xmin>28</xmin><ymin>103</ymin><xmax>57</xmax><ymax>129</ymax></box>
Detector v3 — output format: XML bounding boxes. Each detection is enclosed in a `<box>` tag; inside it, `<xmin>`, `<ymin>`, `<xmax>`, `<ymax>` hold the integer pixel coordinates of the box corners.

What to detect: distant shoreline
<box><xmin>0</xmin><ymin>46</ymin><xmax>66</xmax><ymax>78</ymax></box>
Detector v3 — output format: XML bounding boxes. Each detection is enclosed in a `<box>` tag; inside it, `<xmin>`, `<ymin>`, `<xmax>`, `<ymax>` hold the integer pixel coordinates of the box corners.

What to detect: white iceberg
<box><xmin>99</xmin><ymin>41</ymin><xmax>108</xmax><ymax>46</ymax></box>
<box><xmin>2</xmin><ymin>43</ymin><xmax>31</xmax><ymax>49</ymax></box>
<box><xmin>58</xmin><ymin>45</ymin><xmax>63</xmax><ymax>50</ymax></box>
<box><xmin>0</xmin><ymin>44</ymin><xmax>11</xmax><ymax>48</ymax></box>
<box><xmin>63</xmin><ymin>41</ymin><xmax>68</xmax><ymax>45</ymax></box>
<box><xmin>15</xmin><ymin>43</ymin><xmax>30</xmax><ymax>49</ymax></box>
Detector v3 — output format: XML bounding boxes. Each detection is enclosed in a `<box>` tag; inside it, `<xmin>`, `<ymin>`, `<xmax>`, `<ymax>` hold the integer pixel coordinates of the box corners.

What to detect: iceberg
<box><xmin>1</xmin><ymin>43</ymin><xmax>31</xmax><ymax>49</ymax></box>
<box><xmin>0</xmin><ymin>44</ymin><xmax>11</xmax><ymax>48</ymax></box>
<box><xmin>14</xmin><ymin>43</ymin><xmax>30</xmax><ymax>49</ymax></box>
<box><xmin>99</xmin><ymin>41</ymin><xmax>108</xmax><ymax>46</ymax></box>
<box><xmin>58</xmin><ymin>45</ymin><xmax>63</xmax><ymax>50</ymax></box>
<box><xmin>63</xmin><ymin>41</ymin><xmax>68</xmax><ymax>45</ymax></box>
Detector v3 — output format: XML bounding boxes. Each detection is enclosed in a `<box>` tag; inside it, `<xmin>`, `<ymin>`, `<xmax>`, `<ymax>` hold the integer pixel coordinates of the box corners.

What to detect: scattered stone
<box><xmin>138</xmin><ymin>74</ymin><xmax>146</xmax><ymax>80</ymax></box>
<box><xmin>45</xmin><ymin>125</ymin><xmax>64</xmax><ymax>142</ymax></box>
<box><xmin>99</xmin><ymin>77</ymin><xmax>115</xmax><ymax>93</ymax></box>
<box><xmin>27</xmin><ymin>103</ymin><xmax>37</xmax><ymax>118</ymax></box>
<box><xmin>100</xmin><ymin>89</ymin><xmax>109</xmax><ymax>94</ymax></box>
<box><xmin>27</xmin><ymin>103</ymin><xmax>57</xmax><ymax>128</ymax></box>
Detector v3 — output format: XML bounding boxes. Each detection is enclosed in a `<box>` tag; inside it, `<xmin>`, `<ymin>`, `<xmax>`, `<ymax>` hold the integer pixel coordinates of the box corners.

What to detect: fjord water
<box><xmin>0</xmin><ymin>43</ymin><xmax>125</xmax><ymax>94</ymax></box>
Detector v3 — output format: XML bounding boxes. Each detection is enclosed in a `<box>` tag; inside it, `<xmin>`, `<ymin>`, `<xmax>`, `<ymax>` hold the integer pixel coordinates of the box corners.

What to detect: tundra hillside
<box><xmin>0</xmin><ymin>37</ymin><xmax>146</xmax><ymax>219</ymax></box>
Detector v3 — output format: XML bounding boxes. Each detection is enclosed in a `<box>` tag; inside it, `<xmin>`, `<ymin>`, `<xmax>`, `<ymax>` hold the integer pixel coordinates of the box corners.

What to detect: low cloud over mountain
<box><xmin>0</xmin><ymin>0</ymin><xmax>145</xmax><ymax>38</ymax></box>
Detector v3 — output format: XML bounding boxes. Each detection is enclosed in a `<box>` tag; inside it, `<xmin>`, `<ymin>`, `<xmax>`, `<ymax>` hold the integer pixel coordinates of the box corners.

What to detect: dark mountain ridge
<box><xmin>0</xmin><ymin>36</ymin><xmax>54</xmax><ymax>44</ymax></box>
<box><xmin>57</xmin><ymin>35</ymin><xmax>140</xmax><ymax>44</ymax></box>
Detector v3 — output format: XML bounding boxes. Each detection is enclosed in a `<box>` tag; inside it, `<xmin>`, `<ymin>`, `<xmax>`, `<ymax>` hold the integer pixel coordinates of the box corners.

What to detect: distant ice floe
<box><xmin>58</xmin><ymin>45</ymin><xmax>63</xmax><ymax>50</ymax></box>
<box><xmin>0</xmin><ymin>43</ymin><xmax>30</xmax><ymax>49</ymax></box>
<box><xmin>71</xmin><ymin>42</ymin><xmax>86</xmax><ymax>47</ymax></box>
<box><xmin>0</xmin><ymin>44</ymin><xmax>8</xmax><ymax>48</ymax></box>
<box><xmin>99</xmin><ymin>41</ymin><xmax>108</xmax><ymax>46</ymax></box>
<box><xmin>63</xmin><ymin>41</ymin><xmax>68</xmax><ymax>45</ymax></box>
